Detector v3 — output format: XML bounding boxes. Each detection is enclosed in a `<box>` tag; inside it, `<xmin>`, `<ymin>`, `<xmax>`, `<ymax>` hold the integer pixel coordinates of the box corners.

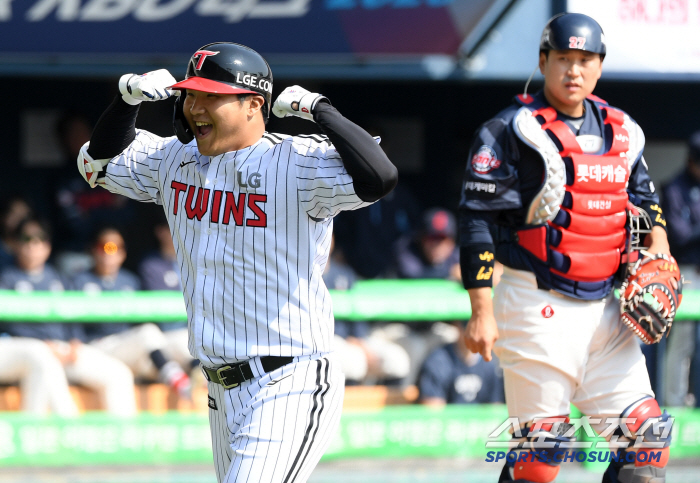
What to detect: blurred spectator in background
<box><xmin>50</xmin><ymin>112</ymin><xmax>135</xmax><ymax>275</ymax></box>
<box><xmin>73</xmin><ymin>227</ymin><xmax>192</xmax><ymax>401</ymax></box>
<box><xmin>418</xmin><ymin>321</ymin><xmax>504</xmax><ymax>406</ymax></box>
<box><xmin>138</xmin><ymin>219</ymin><xmax>199</xmax><ymax>375</ymax></box>
<box><xmin>662</xmin><ymin>130</ymin><xmax>700</xmax><ymax>407</ymax></box>
<box><xmin>0</xmin><ymin>217</ymin><xmax>136</xmax><ymax>416</ymax></box>
<box><xmin>371</xmin><ymin>208</ymin><xmax>463</xmax><ymax>385</ymax></box>
<box><xmin>0</xmin><ymin>195</ymin><xmax>33</xmax><ymax>272</ymax></box>
<box><xmin>324</xmin><ymin>234</ymin><xmax>410</xmax><ymax>385</ymax></box>
<box><xmin>334</xmin><ymin>183</ymin><xmax>422</xmax><ymax>279</ymax></box>
<box><xmin>392</xmin><ymin>207</ymin><xmax>461</xmax><ymax>280</ymax></box>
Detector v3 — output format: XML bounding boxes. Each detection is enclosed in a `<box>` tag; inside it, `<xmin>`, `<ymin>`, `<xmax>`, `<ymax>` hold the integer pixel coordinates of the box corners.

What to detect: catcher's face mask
<box><xmin>626</xmin><ymin>203</ymin><xmax>653</xmax><ymax>253</ymax></box>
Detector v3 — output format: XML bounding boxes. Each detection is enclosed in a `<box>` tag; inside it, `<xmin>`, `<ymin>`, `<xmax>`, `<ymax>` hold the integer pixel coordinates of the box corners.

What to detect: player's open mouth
<box><xmin>195</xmin><ymin>121</ymin><xmax>213</xmax><ymax>138</ymax></box>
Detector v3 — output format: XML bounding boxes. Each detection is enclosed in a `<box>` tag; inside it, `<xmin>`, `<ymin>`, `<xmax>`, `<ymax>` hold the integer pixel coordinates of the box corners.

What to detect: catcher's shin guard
<box><xmin>498</xmin><ymin>416</ymin><xmax>573</xmax><ymax>483</ymax></box>
<box><xmin>602</xmin><ymin>397</ymin><xmax>672</xmax><ymax>483</ymax></box>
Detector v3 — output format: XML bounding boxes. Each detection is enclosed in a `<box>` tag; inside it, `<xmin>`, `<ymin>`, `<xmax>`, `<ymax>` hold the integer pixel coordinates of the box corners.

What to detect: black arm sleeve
<box><xmin>458</xmin><ymin>210</ymin><xmax>498</xmax><ymax>290</ymax></box>
<box><xmin>87</xmin><ymin>95</ymin><xmax>141</xmax><ymax>159</ymax></box>
<box><xmin>313</xmin><ymin>101</ymin><xmax>398</xmax><ymax>202</ymax></box>
<box><xmin>638</xmin><ymin>199</ymin><xmax>667</xmax><ymax>232</ymax></box>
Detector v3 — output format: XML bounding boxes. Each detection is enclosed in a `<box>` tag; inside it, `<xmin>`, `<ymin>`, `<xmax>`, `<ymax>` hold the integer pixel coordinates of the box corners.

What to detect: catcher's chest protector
<box><xmin>513</xmin><ymin>100</ymin><xmax>636</xmax><ymax>283</ymax></box>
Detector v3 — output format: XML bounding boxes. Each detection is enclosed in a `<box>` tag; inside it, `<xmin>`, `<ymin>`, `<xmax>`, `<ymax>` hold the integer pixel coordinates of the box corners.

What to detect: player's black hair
<box><xmin>89</xmin><ymin>225</ymin><xmax>126</xmax><ymax>250</ymax></box>
<box><xmin>12</xmin><ymin>216</ymin><xmax>52</xmax><ymax>243</ymax></box>
<box><xmin>0</xmin><ymin>194</ymin><xmax>33</xmax><ymax>239</ymax></box>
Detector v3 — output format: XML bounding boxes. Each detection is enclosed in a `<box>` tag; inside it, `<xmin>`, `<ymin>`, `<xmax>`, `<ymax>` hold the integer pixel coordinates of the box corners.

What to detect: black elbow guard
<box><xmin>354</xmin><ymin>164</ymin><xmax>398</xmax><ymax>202</ymax></box>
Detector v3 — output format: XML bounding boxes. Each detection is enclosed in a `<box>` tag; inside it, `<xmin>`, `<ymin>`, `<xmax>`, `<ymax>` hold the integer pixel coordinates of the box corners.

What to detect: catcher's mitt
<box><xmin>619</xmin><ymin>252</ymin><xmax>683</xmax><ymax>344</ymax></box>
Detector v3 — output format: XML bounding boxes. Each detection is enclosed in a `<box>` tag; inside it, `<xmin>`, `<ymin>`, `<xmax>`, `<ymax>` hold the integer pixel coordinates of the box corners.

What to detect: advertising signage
<box><xmin>568</xmin><ymin>0</ymin><xmax>700</xmax><ymax>78</ymax></box>
<box><xmin>0</xmin><ymin>0</ymin><xmax>477</xmax><ymax>56</ymax></box>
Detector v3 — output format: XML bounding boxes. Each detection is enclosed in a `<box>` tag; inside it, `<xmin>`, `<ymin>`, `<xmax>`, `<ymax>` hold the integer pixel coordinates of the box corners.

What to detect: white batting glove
<box><xmin>272</xmin><ymin>85</ymin><xmax>327</xmax><ymax>122</ymax></box>
<box><xmin>118</xmin><ymin>69</ymin><xmax>177</xmax><ymax>106</ymax></box>
<box><xmin>77</xmin><ymin>143</ymin><xmax>109</xmax><ymax>188</ymax></box>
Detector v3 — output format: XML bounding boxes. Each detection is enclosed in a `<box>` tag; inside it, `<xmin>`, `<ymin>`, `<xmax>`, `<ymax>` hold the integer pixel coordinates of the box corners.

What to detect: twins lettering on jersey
<box><xmin>170</xmin><ymin>181</ymin><xmax>267</xmax><ymax>226</ymax></box>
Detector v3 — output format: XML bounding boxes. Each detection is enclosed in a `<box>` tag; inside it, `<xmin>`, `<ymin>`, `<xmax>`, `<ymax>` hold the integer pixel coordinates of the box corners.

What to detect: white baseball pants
<box><xmin>493</xmin><ymin>267</ymin><xmax>653</xmax><ymax>431</ymax></box>
<box><xmin>208</xmin><ymin>353</ymin><xmax>344</xmax><ymax>483</ymax></box>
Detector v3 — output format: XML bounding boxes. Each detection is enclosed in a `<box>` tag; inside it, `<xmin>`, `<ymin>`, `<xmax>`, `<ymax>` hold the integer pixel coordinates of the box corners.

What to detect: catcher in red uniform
<box><xmin>459</xmin><ymin>13</ymin><xmax>683</xmax><ymax>483</ymax></box>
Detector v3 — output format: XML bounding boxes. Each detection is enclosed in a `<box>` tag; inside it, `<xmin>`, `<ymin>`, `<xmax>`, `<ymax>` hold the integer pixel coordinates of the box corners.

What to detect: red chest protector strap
<box><xmin>532</xmin><ymin>106</ymin><xmax>630</xmax><ymax>157</ymax></box>
<box><xmin>533</xmin><ymin>107</ymin><xmax>581</xmax><ymax>156</ymax></box>
<box><xmin>603</xmin><ymin>108</ymin><xmax>629</xmax><ymax>155</ymax></box>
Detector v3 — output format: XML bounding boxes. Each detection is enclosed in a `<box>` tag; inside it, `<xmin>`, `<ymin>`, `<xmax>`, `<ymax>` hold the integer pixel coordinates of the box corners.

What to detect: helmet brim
<box><xmin>170</xmin><ymin>77</ymin><xmax>259</xmax><ymax>96</ymax></box>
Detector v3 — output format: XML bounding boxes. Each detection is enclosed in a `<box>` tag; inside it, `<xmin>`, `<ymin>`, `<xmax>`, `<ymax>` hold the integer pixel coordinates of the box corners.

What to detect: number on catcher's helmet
<box><xmin>540</xmin><ymin>13</ymin><xmax>606</xmax><ymax>58</ymax></box>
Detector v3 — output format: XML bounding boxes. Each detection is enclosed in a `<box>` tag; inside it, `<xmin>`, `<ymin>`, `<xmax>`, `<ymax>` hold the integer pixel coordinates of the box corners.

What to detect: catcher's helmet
<box><xmin>540</xmin><ymin>13</ymin><xmax>606</xmax><ymax>58</ymax></box>
<box><xmin>170</xmin><ymin>42</ymin><xmax>273</xmax><ymax>143</ymax></box>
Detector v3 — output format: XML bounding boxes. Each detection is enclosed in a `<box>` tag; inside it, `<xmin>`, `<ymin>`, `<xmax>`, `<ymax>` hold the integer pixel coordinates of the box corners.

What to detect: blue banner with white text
<box><xmin>0</xmin><ymin>0</ymin><xmax>487</xmax><ymax>57</ymax></box>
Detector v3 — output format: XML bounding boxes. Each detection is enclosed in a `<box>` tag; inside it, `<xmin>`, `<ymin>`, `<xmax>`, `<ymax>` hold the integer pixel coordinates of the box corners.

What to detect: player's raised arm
<box><xmin>272</xmin><ymin>85</ymin><xmax>398</xmax><ymax>202</ymax></box>
<box><xmin>77</xmin><ymin>69</ymin><xmax>177</xmax><ymax>189</ymax></box>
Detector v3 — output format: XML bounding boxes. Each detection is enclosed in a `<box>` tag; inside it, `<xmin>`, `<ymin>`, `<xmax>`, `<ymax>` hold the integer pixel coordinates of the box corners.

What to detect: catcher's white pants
<box><xmin>493</xmin><ymin>267</ymin><xmax>653</xmax><ymax>431</ymax></box>
<box><xmin>208</xmin><ymin>353</ymin><xmax>344</xmax><ymax>483</ymax></box>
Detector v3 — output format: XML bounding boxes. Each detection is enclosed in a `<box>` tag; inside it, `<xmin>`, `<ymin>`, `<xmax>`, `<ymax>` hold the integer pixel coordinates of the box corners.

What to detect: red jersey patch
<box><xmin>471</xmin><ymin>145</ymin><xmax>501</xmax><ymax>174</ymax></box>
<box><xmin>541</xmin><ymin>305</ymin><xmax>554</xmax><ymax>318</ymax></box>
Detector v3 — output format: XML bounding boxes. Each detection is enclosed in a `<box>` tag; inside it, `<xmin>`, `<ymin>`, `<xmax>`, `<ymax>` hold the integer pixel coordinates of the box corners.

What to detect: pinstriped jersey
<box><xmin>96</xmin><ymin>129</ymin><xmax>373</xmax><ymax>366</ymax></box>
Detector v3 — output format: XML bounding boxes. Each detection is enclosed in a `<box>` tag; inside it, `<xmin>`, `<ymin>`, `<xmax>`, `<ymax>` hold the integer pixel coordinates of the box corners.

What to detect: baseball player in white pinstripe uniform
<box><xmin>76</xmin><ymin>42</ymin><xmax>397</xmax><ymax>483</ymax></box>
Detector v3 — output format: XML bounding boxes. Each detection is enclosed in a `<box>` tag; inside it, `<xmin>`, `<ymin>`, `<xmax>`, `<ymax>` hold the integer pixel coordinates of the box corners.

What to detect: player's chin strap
<box><xmin>77</xmin><ymin>142</ymin><xmax>110</xmax><ymax>189</ymax></box>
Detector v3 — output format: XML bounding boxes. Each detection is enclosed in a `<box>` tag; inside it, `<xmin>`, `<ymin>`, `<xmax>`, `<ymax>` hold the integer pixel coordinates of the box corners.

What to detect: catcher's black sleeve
<box><xmin>87</xmin><ymin>95</ymin><xmax>140</xmax><ymax>159</ymax></box>
<box><xmin>459</xmin><ymin>211</ymin><xmax>497</xmax><ymax>290</ymax></box>
<box><xmin>627</xmin><ymin>155</ymin><xmax>666</xmax><ymax>230</ymax></box>
<box><xmin>313</xmin><ymin>101</ymin><xmax>398</xmax><ymax>202</ymax></box>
